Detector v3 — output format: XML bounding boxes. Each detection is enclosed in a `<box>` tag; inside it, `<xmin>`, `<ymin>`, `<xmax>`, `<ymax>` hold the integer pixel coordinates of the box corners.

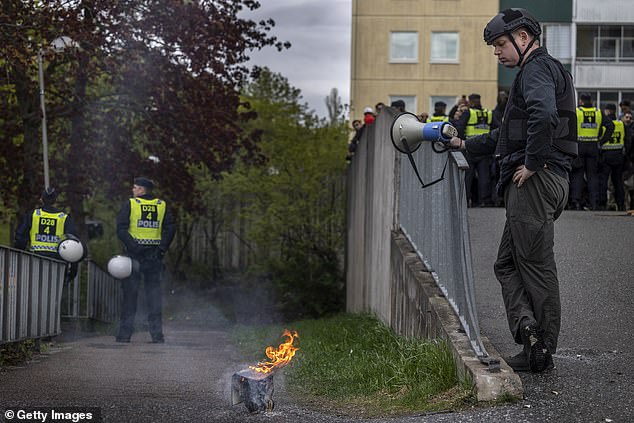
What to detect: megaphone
<box><xmin>390</xmin><ymin>112</ymin><xmax>458</xmax><ymax>154</ymax></box>
<box><xmin>390</xmin><ymin>112</ymin><xmax>460</xmax><ymax>189</ymax></box>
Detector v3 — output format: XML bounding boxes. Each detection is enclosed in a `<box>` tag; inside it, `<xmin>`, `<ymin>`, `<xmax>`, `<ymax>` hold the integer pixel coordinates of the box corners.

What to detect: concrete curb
<box><xmin>390</xmin><ymin>231</ymin><xmax>523</xmax><ymax>401</ymax></box>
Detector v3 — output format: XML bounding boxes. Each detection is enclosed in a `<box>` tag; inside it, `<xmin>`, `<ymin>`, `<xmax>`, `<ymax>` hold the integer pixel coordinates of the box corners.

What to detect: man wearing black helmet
<box><xmin>450</xmin><ymin>8</ymin><xmax>578</xmax><ymax>373</ymax></box>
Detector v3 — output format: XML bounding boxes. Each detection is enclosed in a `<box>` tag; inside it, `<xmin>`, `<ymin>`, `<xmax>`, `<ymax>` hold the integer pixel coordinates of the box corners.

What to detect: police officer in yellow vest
<box><xmin>456</xmin><ymin>93</ymin><xmax>495</xmax><ymax>206</ymax></box>
<box><xmin>115</xmin><ymin>177</ymin><xmax>176</xmax><ymax>343</ymax></box>
<box><xmin>569</xmin><ymin>93</ymin><xmax>614</xmax><ymax>210</ymax></box>
<box><xmin>426</xmin><ymin>101</ymin><xmax>449</xmax><ymax>122</ymax></box>
<box><xmin>598</xmin><ymin>104</ymin><xmax>629</xmax><ymax>211</ymax></box>
<box><xmin>14</xmin><ymin>187</ymin><xmax>82</xmax><ymax>282</ymax></box>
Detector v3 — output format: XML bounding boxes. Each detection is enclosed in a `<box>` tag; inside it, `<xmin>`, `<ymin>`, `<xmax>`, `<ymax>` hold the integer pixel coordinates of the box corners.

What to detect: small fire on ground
<box><xmin>249</xmin><ymin>329</ymin><xmax>299</xmax><ymax>374</ymax></box>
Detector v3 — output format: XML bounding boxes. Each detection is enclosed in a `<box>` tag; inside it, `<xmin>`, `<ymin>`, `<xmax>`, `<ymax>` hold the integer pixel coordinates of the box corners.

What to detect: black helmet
<box><xmin>41</xmin><ymin>187</ymin><xmax>58</xmax><ymax>205</ymax></box>
<box><xmin>484</xmin><ymin>8</ymin><xmax>541</xmax><ymax>45</ymax></box>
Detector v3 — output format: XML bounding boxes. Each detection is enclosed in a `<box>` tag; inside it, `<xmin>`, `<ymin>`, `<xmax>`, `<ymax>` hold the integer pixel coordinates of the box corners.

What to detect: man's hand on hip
<box><xmin>513</xmin><ymin>165</ymin><xmax>535</xmax><ymax>187</ymax></box>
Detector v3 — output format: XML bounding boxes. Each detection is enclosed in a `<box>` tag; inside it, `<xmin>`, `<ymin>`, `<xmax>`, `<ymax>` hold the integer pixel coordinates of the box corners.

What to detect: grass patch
<box><xmin>234</xmin><ymin>313</ymin><xmax>475</xmax><ymax>417</ymax></box>
<box><xmin>0</xmin><ymin>340</ymin><xmax>40</xmax><ymax>367</ymax></box>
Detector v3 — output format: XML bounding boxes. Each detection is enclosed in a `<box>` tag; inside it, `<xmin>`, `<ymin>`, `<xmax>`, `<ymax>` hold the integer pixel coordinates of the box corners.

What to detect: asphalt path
<box><xmin>1</xmin><ymin>208</ymin><xmax>633</xmax><ymax>422</ymax></box>
<box><xmin>463</xmin><ymin>207</ymin><xmax>634</xmax><ymax>423</ymax></box>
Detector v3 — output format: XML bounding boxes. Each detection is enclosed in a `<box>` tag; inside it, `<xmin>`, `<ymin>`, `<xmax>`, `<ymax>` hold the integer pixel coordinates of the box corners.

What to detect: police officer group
<box><xmin>14</xmin><ymin>177</ymin><xmax>176</xmax><ymax>344</ymax></box>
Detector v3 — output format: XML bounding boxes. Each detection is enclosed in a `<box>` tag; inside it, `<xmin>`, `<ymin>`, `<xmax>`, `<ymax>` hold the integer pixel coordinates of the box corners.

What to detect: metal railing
<box><xmin>346</xmin><ymin>107</ymin><xmax>490</xmax><ymax>359</ymax></box>
<box><xmin>0</xmin><ymin>246</ymin><xmax>66</xmax><ymax>344</ymax></box>
<box><xmin>62</xmin><ymin>260</ymin><xmax>121</xmax><ymax>324</ymax></box>
<box><xmin>397</xmin><ymin>135</ymin><xmax>488</xmax><ymax>358</ymax></box>
<box><xmin>1</xmin><ymin>245</ymin><xmax>121</xmax><ymax>345</ymax></box>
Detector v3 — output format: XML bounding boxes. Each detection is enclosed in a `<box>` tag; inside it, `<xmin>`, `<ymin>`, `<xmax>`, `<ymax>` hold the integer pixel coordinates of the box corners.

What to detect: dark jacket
<box><xmin>454</xmin><ymin>107</ymin><xmax>488</xmax><ymax>140</ymax></box>
<box><xmin>602</xmin><ymin>113</ymin><xmax>627</xmax><ymax>155</ymax></box>
<box><xmin>116</xmin><ymin>194</ymin><xmax>176</xmax><ymax>259</ymax></box>
<box><xmin>626</xmin><ymin>124</ymin><xmax>634</xmax><ymax>161</ymax></box>
<box><xmin>598</xmin><ymin>110</ymin><xmax>615</xmax><ymax>146</ymax></box>
<box><xmin>491</xmin><ymin>103</ymin><xmax>506</xmax><ymax>131</ymax></box>
<box><xmin>465</xmin><ymin>47</ymin><xmax>577</xmax><ymax>195</ymax></box>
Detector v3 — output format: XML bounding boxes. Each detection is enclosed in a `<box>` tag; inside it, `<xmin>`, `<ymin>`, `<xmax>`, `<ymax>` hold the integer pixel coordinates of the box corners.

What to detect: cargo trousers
<box><xmin>494</xmin><ymin>168</ymin><xmax>568</xmax><ymax>353</ymax></box>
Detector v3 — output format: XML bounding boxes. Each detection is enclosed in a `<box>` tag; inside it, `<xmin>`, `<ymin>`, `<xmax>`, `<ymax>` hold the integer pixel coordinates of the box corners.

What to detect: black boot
<box><xmin>521</xmin><ymin>323</ymin><xmax>549</xmax><ymax>372</ymax></box>
<box><xmin>505</xmin><ymin>350</ymin><xmax>530</xmax><ymax>372</ymax></box>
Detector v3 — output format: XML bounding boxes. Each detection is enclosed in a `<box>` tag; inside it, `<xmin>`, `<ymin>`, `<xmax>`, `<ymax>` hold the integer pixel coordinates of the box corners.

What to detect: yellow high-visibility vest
<box><xmin>465</xmin><ymin>108</ymin><xmax>491</xmax><ymax>138</ymax></box>
<box><xmin>29</xmin><ymin>209</ymin><xmax>67</xmax><ymax>253</ymax></box>
<box><xmin>128</xmin><ymin>198</ymin><xmax>166</xmax><ymax>245</ymax></box>
<box><xmin>602</xmin><ymin>120</ymin><xmax>625</xmax><ymax>151</ymax></box>
<box><xmin>576</xmin><ymin>107</ymin><xmax>602</xmax><ymax>142</ymax></box>
<box><xmin>426</xmin><ymin>115</ymin><xmax>449</xmax><ymax>123</ymax></box>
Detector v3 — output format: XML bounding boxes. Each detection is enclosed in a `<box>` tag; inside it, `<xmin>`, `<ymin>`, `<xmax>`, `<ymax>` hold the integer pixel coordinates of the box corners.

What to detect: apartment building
<box><xmin>351</xmin><ymin>0</ymin><xmax>634</xmax><ymax>120</ymax></box>
<box><xmin>572</xmin><ymin>0</ymin><xmax>634</xmax><ymax>109</ymax></box>
<box><xmin>502</xmin><ymin>0</ymin><xmax>634</xmax><ymax>108</ymax></box>
<box><xmin>350</xmin><ymin>0</ymin><xmax>499</xmax><ymax>120</ymax></box>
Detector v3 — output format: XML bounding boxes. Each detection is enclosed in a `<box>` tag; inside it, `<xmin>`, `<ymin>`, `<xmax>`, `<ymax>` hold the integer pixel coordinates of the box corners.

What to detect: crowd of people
<box><xmin>348</xmin><ymin>94</ymin><xmax>634</xmax><ymax>212</ymax></box>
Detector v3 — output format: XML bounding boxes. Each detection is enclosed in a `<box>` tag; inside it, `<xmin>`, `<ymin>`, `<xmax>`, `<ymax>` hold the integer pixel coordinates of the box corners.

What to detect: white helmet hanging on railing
<box><xmin>57</xmin><ymin>234</ymin><xmax>84</xmax><ymax>263</ymax></box>
<box><xmin>107</xmin><ymin>255</ymin><xmax>133</xmax><ymax>279</ymax></box>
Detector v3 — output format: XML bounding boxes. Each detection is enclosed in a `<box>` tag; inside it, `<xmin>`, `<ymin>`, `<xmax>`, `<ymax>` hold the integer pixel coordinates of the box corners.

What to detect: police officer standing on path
<box><xmin>455</xmin><ymin>93</ymin><xmax>494</xmax><ymax>207</ymax></box>
<box><xmin>14</xmin><ymin>187</ymin><xmax>83</xmax><ymax>283</ymax></box>
<box><xmin>450</xmin><ymin>8</ymin><xmax>578</xmax><ymax>372</ymax></box>
<box><xmin>569</xmin><ymin>93</ymin><xmax>614</xmax><ymax>210</ymax></box>
<box><xmin>598</xmin><ymin>104</ymin><xmax>629</xmax><ymax>211</ymax></box>
<box><xmin>116</xmin><ymin>177</ymin><xmax>176</xmax><ymax>343</ymax></box>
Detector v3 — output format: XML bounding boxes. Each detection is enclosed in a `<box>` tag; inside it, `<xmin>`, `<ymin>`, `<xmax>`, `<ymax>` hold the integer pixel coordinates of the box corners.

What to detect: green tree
<box><xmin>0</xmin><ymin>1</ymin><xmax>288</xmax><ymax>242</ymax></box>
<box><xmin>221</xmin><ymin>68</ymin><xmax>349</xmax><ymax>319</ymax></box>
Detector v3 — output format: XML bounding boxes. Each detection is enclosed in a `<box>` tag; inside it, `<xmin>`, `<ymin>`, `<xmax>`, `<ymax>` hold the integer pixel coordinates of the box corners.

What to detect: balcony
<box><xmin>574</xmin><ymin>61</ymin><xmax>634</xmax><ymax>89</ymax></box>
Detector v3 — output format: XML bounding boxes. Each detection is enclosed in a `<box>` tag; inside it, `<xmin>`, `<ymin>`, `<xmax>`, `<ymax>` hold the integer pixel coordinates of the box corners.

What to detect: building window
<box><xmin>430</xmin><ymin>32</ymin><xmax>459</xmax><ymax>63</ymax></box>
<box><xmin>577</xmin><ymin>25</ymin><xmax>634</xmax><ymax>62</ymax></box>
<box><xmin>390</xmin><ymin>32</ymin><xmax>418</xmax><ymax>63</ymax></box>
<box><xmin>597</xmin><ymin>91</ymin><xmax>618</xmax><ymax>111</ymax></box>
<box><xmin>389</xmin><ymin>95</ymin><xmax>416</xmax><ymax>114</ymax></box>
<box><xmin>543</xmin><ymin>24</ymin><xmax>571</xmax><ymax>63</ymax></box>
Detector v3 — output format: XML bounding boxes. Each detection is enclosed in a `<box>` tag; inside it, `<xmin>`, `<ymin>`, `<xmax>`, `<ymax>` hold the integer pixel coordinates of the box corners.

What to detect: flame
<box><xmin>249</xmin><ymin>330</ymin><xmax>299</xmax><ymax>374</ymax></box>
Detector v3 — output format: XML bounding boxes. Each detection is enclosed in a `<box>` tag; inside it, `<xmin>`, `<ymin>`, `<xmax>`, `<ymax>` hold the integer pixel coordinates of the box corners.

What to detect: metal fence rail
<box><xmin>63</xmin><ymin>260</ymin><xmax>121</xmax><ymax>323</ymax></box>
<box><xmin>0</xmin><ymin>246</ymin><xmax>66</xmax><ymax>344</ymax></box>
<box><xmin>346</xmin><ymin>107</ymin><xmax>489</xmax><ymax>359</ymax></box>
<box><xmin>398</xmin><ymin>138</ymin><xmax>488</xmax><ymax>358</ymax></box>
<box><xmin>1</xmin><ymin>245</ymin><xmax>121</xmax><ymax>345</ymax></box>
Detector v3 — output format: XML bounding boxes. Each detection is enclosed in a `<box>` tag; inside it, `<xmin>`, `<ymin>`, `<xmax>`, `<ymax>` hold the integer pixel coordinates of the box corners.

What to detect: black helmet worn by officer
<box><xmin>483</xmin><ymin>8</ymin><xmax>541</xmax><ymax>67</ymax></box>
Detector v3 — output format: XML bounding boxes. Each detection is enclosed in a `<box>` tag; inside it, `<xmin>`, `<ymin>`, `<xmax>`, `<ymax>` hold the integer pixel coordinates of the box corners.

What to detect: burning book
<box><xmin>231</xmin><ymin>330</ymin><xmax>299</xmax><ymax>413</ymax></box>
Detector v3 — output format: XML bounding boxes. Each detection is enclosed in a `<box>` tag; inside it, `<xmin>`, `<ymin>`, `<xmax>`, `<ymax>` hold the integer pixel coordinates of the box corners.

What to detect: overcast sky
<box><xmin>241</xmin><ymin>0</ymin><xmax>351</xmax><ymax>119</ymax></box>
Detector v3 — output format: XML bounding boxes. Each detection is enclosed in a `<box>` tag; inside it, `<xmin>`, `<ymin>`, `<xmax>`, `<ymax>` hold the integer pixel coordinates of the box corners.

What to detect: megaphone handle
<box><xmin>403</xmin><ymin>142</ymin><xmax>427</xmax><ymax>188</ymax></box>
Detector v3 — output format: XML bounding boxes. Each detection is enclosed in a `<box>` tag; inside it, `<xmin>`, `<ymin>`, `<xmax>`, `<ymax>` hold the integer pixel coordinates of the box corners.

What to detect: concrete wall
<box><xmin>346</xmin><ymin>108</ymin><xmax>523</xmax><ymax>400</ymax></box>
<box><xmin>345</xmin><ymin>108</ymin><xmax>399</xmax><ymax>324</ymax></box>
<box><xmin>391</xmin><ymin>231</ymin><xmax>523</xmax><ymax>401</ymax></box>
